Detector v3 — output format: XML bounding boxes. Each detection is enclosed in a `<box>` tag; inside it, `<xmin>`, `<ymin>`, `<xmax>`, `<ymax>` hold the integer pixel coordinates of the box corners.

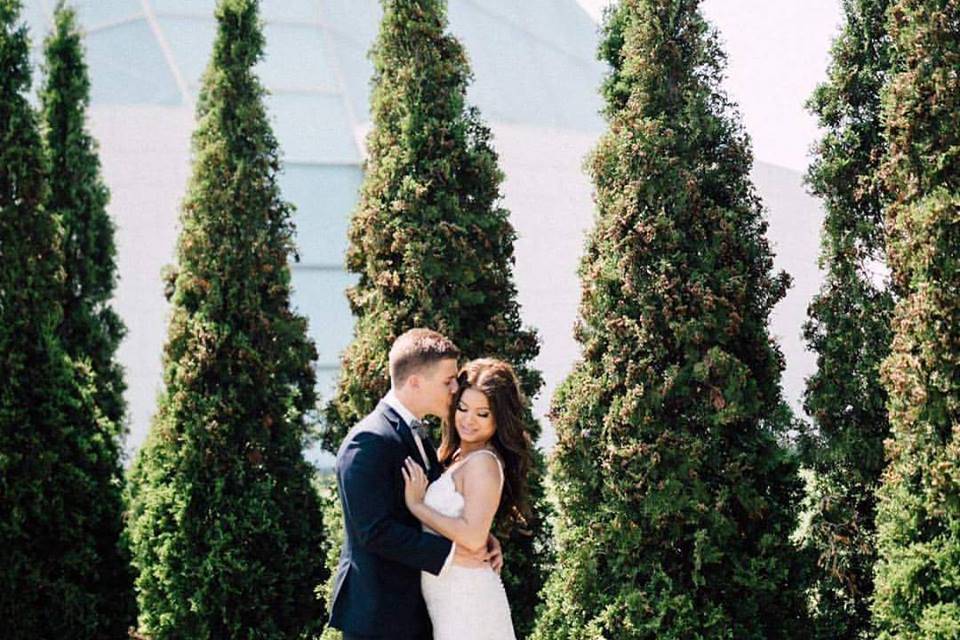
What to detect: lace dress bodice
<box><xmin>422</xmin><ymin>464</ymin><xmax>465</xmax><ymax>523</ymax></box>
<box><xmin>419</xmin><ymin>449</ymin><xmax>515</xmax><ymax>640</ymax></box>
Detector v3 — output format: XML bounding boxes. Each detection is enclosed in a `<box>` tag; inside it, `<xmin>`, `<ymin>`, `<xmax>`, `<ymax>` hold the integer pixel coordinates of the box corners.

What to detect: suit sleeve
<box><xmin>338</xmin><ymin>430</ymin><xmax>453</xmax><ymax>575</ymax></box>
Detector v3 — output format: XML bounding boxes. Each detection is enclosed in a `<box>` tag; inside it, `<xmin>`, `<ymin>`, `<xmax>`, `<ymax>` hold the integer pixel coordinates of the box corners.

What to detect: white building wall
<box><xmin>89</xmin><ymin>105</ymin><xmax>193</xmax><ymax>460</ymax></box>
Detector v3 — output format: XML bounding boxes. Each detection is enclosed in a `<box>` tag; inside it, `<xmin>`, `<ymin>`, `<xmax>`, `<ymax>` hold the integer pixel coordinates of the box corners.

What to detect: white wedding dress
<box><xmin>421</xmin><ymin>449</ymin><xmax>517</xmax><ymax>640</ymax></box>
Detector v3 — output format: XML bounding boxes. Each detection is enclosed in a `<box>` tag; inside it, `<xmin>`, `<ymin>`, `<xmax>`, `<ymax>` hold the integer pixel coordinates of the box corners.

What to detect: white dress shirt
<box><xmin>384</xmin><ymin>389</ymin><xmax>431</xmax><ymax>471</ymax></box>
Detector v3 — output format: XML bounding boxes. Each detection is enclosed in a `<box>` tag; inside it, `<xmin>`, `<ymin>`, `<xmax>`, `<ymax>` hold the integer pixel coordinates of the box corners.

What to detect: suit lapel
<box><xmin>421</xmin><ymin>431</ymin><xmax>442</xmax><ymax>482</ymax></box>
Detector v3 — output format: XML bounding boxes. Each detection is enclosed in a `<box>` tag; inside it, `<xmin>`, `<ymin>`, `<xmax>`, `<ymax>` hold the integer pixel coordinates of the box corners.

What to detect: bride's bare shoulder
<box><xmin>455</xmin><ymin>449</ymin><xmax>503</xmax><ymax>485</ymax></box>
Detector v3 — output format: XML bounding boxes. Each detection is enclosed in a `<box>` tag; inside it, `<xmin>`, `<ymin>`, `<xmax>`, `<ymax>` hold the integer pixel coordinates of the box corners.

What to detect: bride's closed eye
<box><xmin>457</xmin><ymin>403</ymin><xmax>489</xmax><ymax>418</ymax></box>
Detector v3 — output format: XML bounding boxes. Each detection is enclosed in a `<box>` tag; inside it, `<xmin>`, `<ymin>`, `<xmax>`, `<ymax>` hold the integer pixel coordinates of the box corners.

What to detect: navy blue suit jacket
<box><xmin>329</xmin><ymin>402</ymin><xmax>453</xmax><ymax>638</ymax></box>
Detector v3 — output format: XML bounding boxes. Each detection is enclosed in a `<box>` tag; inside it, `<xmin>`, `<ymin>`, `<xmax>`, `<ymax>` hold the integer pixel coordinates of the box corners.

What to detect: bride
<box><xmin>401</xmin><ymin>358</ymin><xmax>532</xmax><ymax>640</ymax></box>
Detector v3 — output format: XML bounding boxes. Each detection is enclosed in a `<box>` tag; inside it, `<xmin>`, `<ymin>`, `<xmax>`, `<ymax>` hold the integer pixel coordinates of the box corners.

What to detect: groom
<box><xmin>329</xmin><ymin>328</ymin><xmax>503</xmax><ymax>640</ymax></box>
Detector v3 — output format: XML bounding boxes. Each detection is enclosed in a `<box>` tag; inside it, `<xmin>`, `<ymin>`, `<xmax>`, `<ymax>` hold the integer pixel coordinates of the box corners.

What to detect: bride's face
<box><xmin>455</xmin><ymin>388</ymin><xmax>496</xmax><ymax>446</ymax></box>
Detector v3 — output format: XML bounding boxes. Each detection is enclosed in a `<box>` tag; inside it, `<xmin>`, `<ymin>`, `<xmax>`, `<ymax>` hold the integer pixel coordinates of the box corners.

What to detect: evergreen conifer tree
<box><xmin>322</xmin><ymin>0</ymin><xmax>548</xmax><ymax>635</ymax></box>
<box><xmin>533</xmin><ymin>2</ymin><xmax>809</xmax><ymax>637</ymax></box>
<box><xmin>800</xmin><ymin>1</ymin><xmax>894</xmax><ymax>637</ymax></box>
<box><xmin>872</xmin><ymin>1</ymin><xmax>960</xmax><ymax>637</ymax></box>
<box><xmin>124</xmin><ymin>1</ymin><xmax>327</xmax><ymax>637</ymax></box>
<box><xmin>1</xmin><ymin>1</ymin><xmax>133</xmax><ymax>636</ymax></box>
<box><xmin>42</xmin><ymin>1</ymin><xmax>127</xmax><ymax>438</ymax></box>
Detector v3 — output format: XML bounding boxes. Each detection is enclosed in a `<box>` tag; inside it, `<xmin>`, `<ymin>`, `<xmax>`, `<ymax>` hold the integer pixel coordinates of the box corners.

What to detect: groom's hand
<box><xmin>485</xmin><ymin>534</ymin><xmax>503</xmax><ymax>574</ymax></box>
<box><xmin>453</xmin><ymin>545</ymin><xmax>488</xmax><ymax>568</ymax></box>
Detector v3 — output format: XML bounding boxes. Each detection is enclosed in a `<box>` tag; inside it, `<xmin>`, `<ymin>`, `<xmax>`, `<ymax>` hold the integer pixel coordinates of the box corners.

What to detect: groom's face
<box><xmin>416</xmin><ymin>357</ymin><xmax>460</xmax><ymax>419</ymax></box>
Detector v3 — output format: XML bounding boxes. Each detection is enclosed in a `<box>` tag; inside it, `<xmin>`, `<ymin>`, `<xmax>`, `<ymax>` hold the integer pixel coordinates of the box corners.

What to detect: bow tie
<box><xmin>409</xmin><ymin>419</ymin><xmax>431</xmax><ymax>441</ymax></box>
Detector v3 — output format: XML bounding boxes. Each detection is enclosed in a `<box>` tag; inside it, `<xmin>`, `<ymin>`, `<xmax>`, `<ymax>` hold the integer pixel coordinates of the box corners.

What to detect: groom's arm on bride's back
<box><xmin>338</xmin><ymin>430</ymin><xmax>452</xmax><ymax>575</ymax></box>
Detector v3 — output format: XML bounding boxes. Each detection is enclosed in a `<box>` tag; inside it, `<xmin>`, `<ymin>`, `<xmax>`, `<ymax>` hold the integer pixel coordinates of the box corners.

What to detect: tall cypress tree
<box><xmin>800</xmin><ymin>1</ymin><xmax>894</xmax><ymax>637</ymax></box>
<box><xmin>323</xmin><ymin>0</ymin><xmax>548</xmax><ymax>635</ymax></box>
<box><xmin>533</xmin><ymin>1</ymin><xmax>809</xmax><ymax>638</ymax></box>
<box><xmin>1</xmin><ymin>0</ymin><xmax>132</xmax><ymax>637</ymax></box>
<box><xmin>124</xmin><ymin>1</ymin><xmax>326</xmax><ymax>637</ymax></box>
<box><xmin>872</xmin><ymin>1</ymin><xmax>960</xmax><ymax>637</ymax></box>
<box><xmin>42</xmin><ymin>1</ymin><xmax>127</xmax><ymax>438</ymax></box>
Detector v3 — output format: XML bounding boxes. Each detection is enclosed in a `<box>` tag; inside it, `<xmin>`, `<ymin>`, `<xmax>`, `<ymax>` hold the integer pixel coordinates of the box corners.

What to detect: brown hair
<box><xmin>439</xmin><ymin>358</ymin><xmax>532</xmax><ymax>529</ymax></box>
<box><xmin>389</xmin><ymin>328</ymin><xmax>460</xmax><ymax>388</ymax></box>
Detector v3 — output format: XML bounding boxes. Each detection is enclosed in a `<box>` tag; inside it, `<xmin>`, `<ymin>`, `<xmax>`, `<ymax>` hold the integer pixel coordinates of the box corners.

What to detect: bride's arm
<box><xmin>402</xmin><ymin>456</ymin><xmax>501</xmax><ymax>553</ymax></box>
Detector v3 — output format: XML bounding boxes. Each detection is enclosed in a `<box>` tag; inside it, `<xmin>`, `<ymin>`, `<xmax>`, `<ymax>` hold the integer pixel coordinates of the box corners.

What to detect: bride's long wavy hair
<box><xmin>438</xmin><ymin>358</ymin><xmax>532</xmax><ymax>528</ymax></box>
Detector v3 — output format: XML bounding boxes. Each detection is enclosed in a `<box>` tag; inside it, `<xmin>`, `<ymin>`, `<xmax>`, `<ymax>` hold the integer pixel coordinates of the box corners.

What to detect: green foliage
<box><xmin>42</xmin><ymin>2</ymin><xmax>127</xmax><ymax>438</ymax></box>
<box><xmin>322</xmin><ymin>0</ymin><xmax>549</xmax><ymax>634</ymax></box>
<box><xmin>318</xmin><ymin>479</ymin><xmax>345</xmax><ymax>640</ymax></box>
<box><xmin>124</xmin><ymin>1</ymin><xmax>327</xmax><ymax>637</ymax></box>
<box><xmin>0</xmin><ymin>1</ymin><xmax>132</xmax><ymax>637</ymax></box>
<box><xmin>532</xmin><ymin>1</ymin><xmax>810</xmax><ymax>638</ymax></box>
<box><xmin>872</xmin><ymin>1</ymin><xmax>960</xmax><ymax>638</ymax></box>
<box><xmin>800</xmin><ymin>1</ymin><xmax>894</xmax><ymax>637</ymax></box>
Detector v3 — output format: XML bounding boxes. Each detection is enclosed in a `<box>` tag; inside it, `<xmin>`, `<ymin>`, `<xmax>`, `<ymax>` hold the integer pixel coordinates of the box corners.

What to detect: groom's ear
<box><xmin>404</xmin><ymin>372</ymin><xmax>421</xmax><ymax>391</ymax></box>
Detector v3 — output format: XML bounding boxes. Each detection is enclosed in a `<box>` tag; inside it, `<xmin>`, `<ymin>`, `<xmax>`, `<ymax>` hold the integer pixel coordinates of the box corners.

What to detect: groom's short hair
<box><xmin>389</xmin><ymin>328</ymin><xmax>460</xmax><ymax>388</ymax></box>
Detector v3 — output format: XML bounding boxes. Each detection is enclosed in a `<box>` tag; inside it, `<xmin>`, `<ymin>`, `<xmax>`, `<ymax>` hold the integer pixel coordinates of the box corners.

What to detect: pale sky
<box><xmin>575</xmin><ymin>0</ymin><xmax>844</xmax><ymax>172</ymax></box>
